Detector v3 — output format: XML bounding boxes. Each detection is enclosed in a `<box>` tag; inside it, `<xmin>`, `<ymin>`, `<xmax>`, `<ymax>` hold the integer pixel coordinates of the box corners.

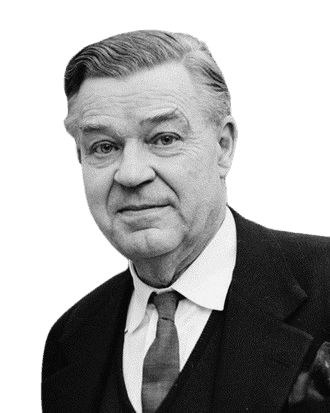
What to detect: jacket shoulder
<box><xmin>44</xmin><ymin>269</ymin><xmax>132</xmax><ymax>346</ymax></box>
<box><xmin>266</xmin><ymin>226</ymin><xmax>330</xmax><ymax>272</ymax></box>
<box><xmin>231</xmin><ymin>207</ymin><xmax>330</xmax><ymax>257</ymax></box>
<box><xmin>231</xmin><ymin>208</ymin><xmax>330</xmax><ymax>290</ymax></box>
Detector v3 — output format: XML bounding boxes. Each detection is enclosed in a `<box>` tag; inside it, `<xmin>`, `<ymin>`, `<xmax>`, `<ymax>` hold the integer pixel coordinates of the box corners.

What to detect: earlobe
<box><xmin>217</xmin><ymin>116</ymin><xmax>237</xmax><ymax>178</ymax></box>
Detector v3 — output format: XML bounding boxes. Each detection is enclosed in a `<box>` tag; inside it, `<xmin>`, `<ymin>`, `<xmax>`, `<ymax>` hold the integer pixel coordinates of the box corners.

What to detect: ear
<box><xmin>76</xmin><ymin>145</ymin><xmax>82</xmax><ymax>164</ymax></box>
<box><xmin>216</xmin><ymin>116</ymin><xmax>237</xmax><ymax>178</ymax></box>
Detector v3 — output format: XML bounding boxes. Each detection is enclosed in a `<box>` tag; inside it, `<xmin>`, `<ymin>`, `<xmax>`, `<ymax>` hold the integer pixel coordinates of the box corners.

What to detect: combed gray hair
<box><xmin>64</xmin><ymin>30</ymin><xmax>231</xmax><ymax>137</ymax></box>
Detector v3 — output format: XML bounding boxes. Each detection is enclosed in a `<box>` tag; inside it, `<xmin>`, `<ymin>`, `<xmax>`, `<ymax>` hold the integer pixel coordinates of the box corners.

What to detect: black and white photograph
<box><xmin>41</xmin><ymin>30</ymin><xmax>330</xmax><ymax>413</ymax></box>
<box><xmin>2</xmin><ymin>1</ymin><xmax>330</xmax><ymax>412</ymax></box>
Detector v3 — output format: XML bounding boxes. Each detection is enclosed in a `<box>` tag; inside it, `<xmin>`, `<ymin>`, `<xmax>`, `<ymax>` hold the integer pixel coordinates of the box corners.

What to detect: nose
<box><xmin>114</xmin><ymin>142</ymin><xmax>156</xmax><ymax>187</ymax></box>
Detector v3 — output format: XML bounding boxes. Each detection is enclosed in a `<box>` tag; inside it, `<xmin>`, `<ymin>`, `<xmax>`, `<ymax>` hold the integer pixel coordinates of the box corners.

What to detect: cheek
<box><xmin>183</xmin><ymin>153</ymin><xmax>219</xmax><ymax>192</ymax></box>
<box><xmin>181</xmin><ymin>164</ymin><xmax>222</xmax><ymax>215</ymax></box>
<box><xmin>82</xmin><ymin>166</ymin><xmax>112</xmax><ymax>208</ymax></box>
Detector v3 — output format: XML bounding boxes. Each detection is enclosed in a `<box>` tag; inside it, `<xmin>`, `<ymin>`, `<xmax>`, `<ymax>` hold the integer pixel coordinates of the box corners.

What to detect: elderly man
<box><xmin>42</xmin><ymin>31</ymin><xmax>330</xmax><ymax>412</ymax></box>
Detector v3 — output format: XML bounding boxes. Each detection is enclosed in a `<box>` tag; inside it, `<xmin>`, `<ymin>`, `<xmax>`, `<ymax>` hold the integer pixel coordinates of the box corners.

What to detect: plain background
<box><xmin>2</xmin><ymin>1</ymin><xmax>329</xmax><ymax>411</ymax></box>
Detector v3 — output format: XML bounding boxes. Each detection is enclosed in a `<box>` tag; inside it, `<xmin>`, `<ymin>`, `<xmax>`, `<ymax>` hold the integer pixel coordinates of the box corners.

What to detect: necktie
<box><xmin>142</xmin><ymin>291</ymin><xmax>181</xmax><ymax>413</ymax></box>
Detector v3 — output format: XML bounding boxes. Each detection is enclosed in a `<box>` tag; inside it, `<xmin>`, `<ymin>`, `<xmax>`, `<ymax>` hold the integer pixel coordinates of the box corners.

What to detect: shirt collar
<box><xmin>126</xmin><ymin>206</ymin><xmax>237</xmax><ymax>333</ymax></box>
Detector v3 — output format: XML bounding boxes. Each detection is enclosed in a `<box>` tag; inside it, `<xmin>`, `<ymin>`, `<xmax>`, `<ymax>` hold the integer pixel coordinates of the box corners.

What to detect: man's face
<box><xmin>71</xmin><ymin>63</ymin><xmax>235</xmax><ymax>264</ymax></box>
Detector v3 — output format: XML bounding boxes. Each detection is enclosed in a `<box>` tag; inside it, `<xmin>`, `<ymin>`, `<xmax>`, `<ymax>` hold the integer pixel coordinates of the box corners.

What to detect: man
<box><xmin>42</xmin><ymin>30</ymin><xmax>330</xmax><ymax>412</ymax></box>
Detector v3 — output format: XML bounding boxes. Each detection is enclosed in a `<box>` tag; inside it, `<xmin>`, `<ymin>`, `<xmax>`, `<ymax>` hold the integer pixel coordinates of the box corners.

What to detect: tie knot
<box><xmin>152</xmin><ymin>291</ymin><xmax>181</xmax><ymax>321</ymax></box>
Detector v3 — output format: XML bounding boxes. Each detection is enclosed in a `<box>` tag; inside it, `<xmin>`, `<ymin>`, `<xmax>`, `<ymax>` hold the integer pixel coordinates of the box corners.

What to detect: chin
<box><xmin>112</xmin><ymin>227</ymin><xmax>184</xmax><ymax>260</ymax></box>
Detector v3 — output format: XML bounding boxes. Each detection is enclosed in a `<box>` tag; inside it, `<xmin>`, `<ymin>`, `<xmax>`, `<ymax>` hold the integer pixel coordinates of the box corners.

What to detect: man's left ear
<box><xmin>216</xmin><ymin>116</ymin><xmax>238</xmax><ymax>178</ymax></box>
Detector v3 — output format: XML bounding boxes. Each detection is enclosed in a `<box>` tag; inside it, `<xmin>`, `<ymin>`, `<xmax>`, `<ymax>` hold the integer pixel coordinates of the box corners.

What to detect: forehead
<box><xmin>71</xmin><ymin>63</ymin><xmax>202</xmax><ymax>129</ymax></box>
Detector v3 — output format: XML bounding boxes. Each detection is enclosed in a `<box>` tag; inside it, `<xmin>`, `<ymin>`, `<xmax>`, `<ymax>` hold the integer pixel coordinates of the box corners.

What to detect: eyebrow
<box><xmin>79</xmin><ymin>124</ymin><xmax>109</xmax><ymax>134</ymax></box>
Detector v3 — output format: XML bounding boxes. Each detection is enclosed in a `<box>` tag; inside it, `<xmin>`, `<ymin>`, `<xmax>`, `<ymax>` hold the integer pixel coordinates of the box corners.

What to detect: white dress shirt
<box><xmin>123</xmin><ymin>207</ymin><xmax>237</xmax><ymax>413</ymax></box>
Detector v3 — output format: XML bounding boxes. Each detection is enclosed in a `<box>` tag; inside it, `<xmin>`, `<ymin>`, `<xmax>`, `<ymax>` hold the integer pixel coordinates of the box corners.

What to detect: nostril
<box><xmin>114</xmin><ymin>161</ymin><xmax>156</xmax><ymax>188</ymax></box>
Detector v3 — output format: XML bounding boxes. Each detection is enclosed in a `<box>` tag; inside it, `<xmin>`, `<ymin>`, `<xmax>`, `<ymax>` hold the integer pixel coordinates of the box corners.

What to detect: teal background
<box><xmin>0</xmin><ymin>0</ymin><xmax>330</xmax><ymax>413</ymax></box>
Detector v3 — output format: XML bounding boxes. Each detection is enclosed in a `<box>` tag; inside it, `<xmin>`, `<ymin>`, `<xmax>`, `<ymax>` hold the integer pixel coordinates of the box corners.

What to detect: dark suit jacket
<box><xmin>42</xmin><ymin>209</ymin><xmax>330</xmax><ymax>412</ymax></box>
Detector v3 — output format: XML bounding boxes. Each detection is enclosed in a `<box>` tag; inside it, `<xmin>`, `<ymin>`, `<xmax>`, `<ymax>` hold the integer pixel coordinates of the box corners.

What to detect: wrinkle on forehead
<box><xmin>80</xmin><ymin>88</ymin><xmax>193</xmax><ymax>119</ymax></box>
<box><xmin>79</xmin><ymin>106</ymin><xmax>190</xmax><ymax>135</ymax></box>
<box><xmin>75</xmin><ymin>96</ymin><xmax>193</xmax><ymax>141</ymax></box>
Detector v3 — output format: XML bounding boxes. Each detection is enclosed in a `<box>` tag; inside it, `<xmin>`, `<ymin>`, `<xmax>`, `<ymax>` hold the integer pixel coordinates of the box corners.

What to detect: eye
<box><xmin>152</xmin><ymin>133</ymin><xmax>180</xmax><ymax>146</ymax></box>
<box><xmin>90</xmin><ymin>141</ymin><xmax>117</xmax><ymax>155</ymax></box>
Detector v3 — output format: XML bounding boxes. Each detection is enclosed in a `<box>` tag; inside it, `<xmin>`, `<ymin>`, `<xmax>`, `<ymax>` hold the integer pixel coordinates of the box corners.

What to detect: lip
<box><xmin>118</xmin><ymin>204</ymin><xmax>169</xmax><ymax>213</ymax></box>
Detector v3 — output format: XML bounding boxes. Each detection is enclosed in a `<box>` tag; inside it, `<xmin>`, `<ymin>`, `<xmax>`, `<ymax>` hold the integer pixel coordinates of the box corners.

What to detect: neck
<box><xmin>133</xmin><ymin>250</ymin><xmax>198</xmax><ymax>288</ymax></box>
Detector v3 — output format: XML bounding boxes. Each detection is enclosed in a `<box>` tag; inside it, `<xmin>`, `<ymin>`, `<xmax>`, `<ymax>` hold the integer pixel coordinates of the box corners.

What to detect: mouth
<box><xmin>118</xmin><ymin>204</ymin><xmax>169</xmax><ymax>213</ymax></box>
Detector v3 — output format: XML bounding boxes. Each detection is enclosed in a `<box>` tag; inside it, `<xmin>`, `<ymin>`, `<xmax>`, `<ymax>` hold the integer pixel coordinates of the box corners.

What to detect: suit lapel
<box><xmin>213</xmin><ymin>210</ymin><xmax>314</xmax><ymax>412</ymax></box>
<box><xmin>44</xmin><ymin>270</ymin><xmax>133</xmax><ymax>413</ymax></box>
